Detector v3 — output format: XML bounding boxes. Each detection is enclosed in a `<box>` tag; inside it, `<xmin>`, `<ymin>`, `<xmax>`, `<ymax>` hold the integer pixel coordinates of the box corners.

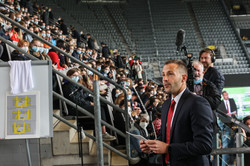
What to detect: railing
<box><xmin>0</xmin><ymin>12</ymin><xmax>131</xmax><ymax>162</ymax></box>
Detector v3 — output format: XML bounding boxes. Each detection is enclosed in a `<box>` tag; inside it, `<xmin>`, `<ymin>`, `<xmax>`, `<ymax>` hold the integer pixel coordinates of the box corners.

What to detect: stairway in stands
<box><xmin>40</xmin><ymin>110</ymin><xmax>128</xmax><ymax>166</ymax></box>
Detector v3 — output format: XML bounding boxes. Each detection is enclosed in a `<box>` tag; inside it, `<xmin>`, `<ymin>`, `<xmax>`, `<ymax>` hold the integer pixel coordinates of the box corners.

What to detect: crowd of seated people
<box><xmin>2</xmin><ymin>1</ymin><xmax>250</xmax><ymax>166</ymax></box>
<box><xmin>0</xmin><ymin>1</ymin><xmax>167</xmax><ymax>164</ymax></box>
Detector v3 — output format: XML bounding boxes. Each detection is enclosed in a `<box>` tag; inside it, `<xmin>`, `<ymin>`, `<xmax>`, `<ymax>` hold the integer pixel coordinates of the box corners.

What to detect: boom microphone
<box><xmin>175</xmin><ymin>29</ymin><xmax>185</xmax><ymax>51</ymax></box>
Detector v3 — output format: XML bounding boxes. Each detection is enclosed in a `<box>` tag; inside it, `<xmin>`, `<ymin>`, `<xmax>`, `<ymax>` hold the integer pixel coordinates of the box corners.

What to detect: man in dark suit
<box><xmin>217</xmin><ymin>91</ymin><xmax>237</xmax><ymax>166</ymax></box>
<box><xmin>140</xmin><ymin>60</ymin><xmax>213</xmax><ymax>166</ymax></box>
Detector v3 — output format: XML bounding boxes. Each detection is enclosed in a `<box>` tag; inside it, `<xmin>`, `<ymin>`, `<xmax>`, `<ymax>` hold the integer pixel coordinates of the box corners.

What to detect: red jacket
<box><xmin>48</xmin><ymin>51</ymin><xmax>64</xmax><ymax>69</ymax></box>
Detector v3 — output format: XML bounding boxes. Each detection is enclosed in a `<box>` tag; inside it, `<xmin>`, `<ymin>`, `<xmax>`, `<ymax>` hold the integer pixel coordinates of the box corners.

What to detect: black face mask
<box><xmin>14</xmin><ymin>28</ymin><xmax>20</xmax><ymax>32</ymax></box>
<box><xmin>82</xmin><ymin>75</ymin><xmax>87</xmax><ymax>81</ymax></box>
<box><xmin>34</xmin><ymin>31</ymin><xmax>39</xmax><ymax>34</ymax></box>
<box><xmin>247</xmin><ymin>132</ymin><xmax>250</xmax><ymax>137</ymax></box>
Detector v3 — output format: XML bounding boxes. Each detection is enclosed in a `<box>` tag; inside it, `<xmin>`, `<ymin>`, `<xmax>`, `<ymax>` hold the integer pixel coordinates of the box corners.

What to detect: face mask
<box><xmin>128</xmin><ymin>94</ymin><xmax>132</xmax><ymax>100</ymax></box>
<box><xmin>41</xmin><ymin>33</ymin><xmax>46</xmax><ymax>37</ymax></box>
<box><xmin>46</xmin><ymin>33</ymin><xmax>50</xmax><ymax>37</ymax></box>
<box><xmin>127</xmin><ymin>82</ymin><xmax>130</xmax><ymax>87</ymax></box>
<box><xmin>97</xmin><ymin>66</ymin><xmax>101</xmax><ymax>71</ymax></box>
<box><xmin>154</xmin><ymin>91</ymin><xmax>157</xmax><ymax>95</ymax></box>
<box><xmin>16</xmin><ymin>18</ymin><xmax>21</xmax><ymax>22</ymax></box>
<box><xmin>34</xmin><ymin>31</ymin><xmax>39</xmax><ymax>34</ymax></box>
<box><xmin>0</xmin><ymin>22</ymin><xmax>4</xmax><ymax>27</ymax></box>
<box><xmin>126</xmin><ymin>60</ymin><xmax>128</xmax><ymax>64</ymax></box>
<box><xmin>25</xmin><ymin>9</ymin><xmax>28</xmax><ymax>12</ymax></box>
<box><xmin>27</xmin><ymin>21</ymin><xmax>30</xmax><ymax>25</ymax></box>
<box><xmin>41</xmin><ymin>25</ymin><xmax>45</xmax><ymax>29</ymax></box>
<box><xmin>34</xmin><ymin>21</ymin><xmax>38</xmax><ymax>24</ymax></box>
<box><xmin>128</xmin><ymin>107</ymin><xmax>132</xmax><ymax>117</ymax></box>
<box><xmin>140</xmin><ymin>91</ymin><xmax>144</xmax><ymax>94</ymax></box>
<box><xmin>88</xmin><ymin>51</ymin><xmax>92</xmax><ymax>55</ymax></box>
<box><xmin>77</xmin><ymin>50</ymin><xmax>81</xmax><ymax>54</ymax></box>
<box><xmin>14</xmin><ymin>28</ymin><xmax>20</xmax><ymax>32</ymax></box>
<box><xmin>62</xmin><ymin>37</ymin><xmax>65</xmax><ymax>40</ymax></box>
<box><xmin>140</xmin><ymin>122</ymin><xmax>148</xmax><ymax>128</ymax></box>
<box><xmin>32</xmin><ymin>46</ymin><xmax>39</xmax><ymax>52</ymax></box>
<box><xmin>194</xmin><ymin>78</ymin><xmax>203</xmax><ymax>85</ymax></box>
<box><xmin>115</xmin><ymin>93</ymin><xmax>120</xmax><ymax>98</ymax></box>
<box><xmin>44</xmin><ymin>48</ymin><xmax>49</xmax><ymax>54</ymax></box>
<box><xmin>72</xmin><ymin>76</ymin><xmax>80</xmax><ymax>82</ymax></box>
<box><xmin>104</xmin><ymin>70</ymin><xmax>109</xmax><ymax>74</ymax></box>
<box><xmin>21</xmin><ymin>46</ymin><xmax>28</xmax><ymax>53</ymax></box>
<box><xmin>70</xmin><ymin>49</ymin><xmax>74</xmax><ymax>53</ymax></box>
<box><xmin>59</xmin><ymin>32</ymin><xmax>62</xmax><ymax>35</ymax></box>
<box><xmin>17</xmin><ymin>7</ymin><xmax>20</xmax><ymax>11</ymax></box>
<box><xmin>39</xmin><ymin>47</ymin><xmax>44</xmax><ymax>53</ymax></box>
<box><xmin>82</xmin><ymin>51</ymin><xmax>85</xmax><ymax>54</ymax></box>
<box><xmin>87</xmin><ymin>70</ymin><xmax>93</xmax><ymax>76</ymax></box>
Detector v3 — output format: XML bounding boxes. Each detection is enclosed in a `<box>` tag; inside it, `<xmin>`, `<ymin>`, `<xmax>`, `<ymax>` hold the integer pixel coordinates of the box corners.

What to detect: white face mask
<box><xmin>128</xmin><ymin>107</ymin><xmax>132</xmax><ymax>113</ymax></box>
<box><xmin>139</xmin><ymin>122</ymin><xmax>148</xmax><ymax>128</ymax></box>
<box><xmin>21</xmin><ymin>46</ymin><xmax>29</xmax><ymax>53</ymax></box>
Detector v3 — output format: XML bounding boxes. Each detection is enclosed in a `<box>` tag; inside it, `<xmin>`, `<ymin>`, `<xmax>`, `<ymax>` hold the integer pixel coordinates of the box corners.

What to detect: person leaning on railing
<box><xmin>62</xmin><ymin>68</ymin><xmax>116</xmax><ymax>141</ymax></box>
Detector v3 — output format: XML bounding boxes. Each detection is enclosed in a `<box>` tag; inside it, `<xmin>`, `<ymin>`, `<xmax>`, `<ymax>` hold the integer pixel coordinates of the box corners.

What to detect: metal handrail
<box><xmin>211</xmin><ymin>147</ymin><xmax>250</xmax><ymax>155</ymax></box>
<box><xmin>53</xmin><ymin>113</ymin><xmax>129</xmax><ymax>160</ymax></box>
<box><xmin>1</xmin><ymin>3</ymin><xmax>72</xmax><ymax>48</ymax></box>
<box><xmin>0</xmin><ymin>13</ymin><xmax>130</xmax><ymax>159</ymax></box>
<box><xmin>53</xmin><ymin>91</ymin><xmax>127</xmax><ymax>138</ymax></box>
<box><xmin>0</xmin><ymin>2</ymin><xmax>15</xmax><ymax>13</ymax></box>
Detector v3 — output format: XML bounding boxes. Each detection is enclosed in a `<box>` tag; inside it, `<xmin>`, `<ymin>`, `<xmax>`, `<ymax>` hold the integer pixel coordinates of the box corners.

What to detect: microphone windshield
<box><xmin>175</xmin><ymin>29</ymin><xmax>185</xmax><ymax>51</ymax></box>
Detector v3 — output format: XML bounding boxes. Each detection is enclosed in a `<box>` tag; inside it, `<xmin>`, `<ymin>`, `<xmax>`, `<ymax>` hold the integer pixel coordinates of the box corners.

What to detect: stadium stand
<box><xmin>0</xmin><ymin>0</ymin><xmax>250</xmax><ymax>165</ymax></box>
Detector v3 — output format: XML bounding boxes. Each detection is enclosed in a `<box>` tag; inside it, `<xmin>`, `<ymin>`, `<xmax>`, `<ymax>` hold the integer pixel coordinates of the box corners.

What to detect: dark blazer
<box><xmin>204</xmin><ymin>67</ymin><xmax>225</xmax><ymax>94</ymax></box>
<box><xmin>159</xmin><ymin>89</ymin><xmax>213</xmax><ymax>166</ymax></box>
<box><xmin>217</xmin><ymin>98</ymin><xmax>237</xmax><ymax>123</ymax></box>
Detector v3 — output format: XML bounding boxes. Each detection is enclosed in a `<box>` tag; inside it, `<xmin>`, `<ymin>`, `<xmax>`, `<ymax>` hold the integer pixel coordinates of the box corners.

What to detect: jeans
<box><xmin>129</xmin><ymin>129</ymin><xmax>142</xmax><ymax>158</ymax></box>
<box><xmin>218</xmin><ymin>119</ymin><xmax>233</xmax><ymax>166</ymax></box>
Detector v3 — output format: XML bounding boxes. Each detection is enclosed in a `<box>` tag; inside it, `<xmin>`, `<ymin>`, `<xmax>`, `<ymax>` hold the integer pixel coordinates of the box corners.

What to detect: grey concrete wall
<box><xmin>0</xmin><ymin>139</ymin><xmax>40</xmax><ymax>166</ymax></box>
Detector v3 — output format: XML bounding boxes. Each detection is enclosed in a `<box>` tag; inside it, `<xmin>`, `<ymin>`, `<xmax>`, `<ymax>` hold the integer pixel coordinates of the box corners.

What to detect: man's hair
<box><xmin>192</xmin><ymin>60</ymin><xmax>204</xmax><ymax>72</ymax></box>
<box><xmin>30</xmin><ymin>39</ymin><xmax>41</xmax><ymax>45</ymax></box>
<box><xmin>199</xmin><ymin>48</ymin><xmax>215</xmax><ymax>57</ymax></box>
<box><xmin>222</xmin><ymin>91</ymin><xmax>227</xmax><ymax>95</ymax></box>
<box><xmin>164</xmin><ymin>59</ymin><xmax>188</xmax><ymax>75</ymax></box>
<box><xmin>243</xmin><ymin>116</ymin><xmax>250</xmax><ymax>124</ymax></box>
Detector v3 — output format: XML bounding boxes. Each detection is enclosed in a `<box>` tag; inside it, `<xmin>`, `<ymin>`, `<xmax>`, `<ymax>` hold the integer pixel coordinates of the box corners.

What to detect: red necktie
<box><xmin>226</xmin><ymin>102</ymin><xmax>229</xmax><ymax>114</ymax></box>
<box><xmin>165</xmin><ymin>99</ymin><xmax>176</xmax><ymax>164</ymax></box>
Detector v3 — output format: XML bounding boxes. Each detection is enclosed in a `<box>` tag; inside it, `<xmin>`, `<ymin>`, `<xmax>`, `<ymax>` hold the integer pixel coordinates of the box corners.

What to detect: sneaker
<box><xmin>102</xmin><ymin>132</ymin><xmax>116</xmax><ymax>141</ymax></box>
<box><xmin>81</xmin><ymin>128</ymin><xmax>86</xmax><ymax>140</ymax></box>
<box><xmin>129</xmin><ymin>156</ymin><xmax>141</xmax><ymax>165</ymax></box>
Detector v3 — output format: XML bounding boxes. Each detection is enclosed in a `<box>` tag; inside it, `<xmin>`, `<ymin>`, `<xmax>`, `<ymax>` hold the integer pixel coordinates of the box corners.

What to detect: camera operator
<box><xmin>199</xmin><ymin>48</ymin><xmax>225</xmax><ymax>94</ymax></box>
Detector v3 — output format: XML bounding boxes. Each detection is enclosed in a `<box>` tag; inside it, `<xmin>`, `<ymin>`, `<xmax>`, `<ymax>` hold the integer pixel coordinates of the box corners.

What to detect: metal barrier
<box><xmin>0</xmin><ymin>13</ymin><xmax>131</xmax><ymax>162</ymax></box>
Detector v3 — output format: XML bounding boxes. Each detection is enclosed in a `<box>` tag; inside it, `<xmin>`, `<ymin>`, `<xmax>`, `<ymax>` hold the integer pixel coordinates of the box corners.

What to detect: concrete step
<box><xmin>41</xmin><ymin>153</ymin><xmax>110</xmax><ymax>166</ymax></box>
<box><xmin>89</xmin><ymin>141</ymin><xmax>111</xmax><ymax>165</ymax></box>
<box><xmin>111</xmin><ymin>150</ymin><xmax>128</xmax><ymax>166</ymax></box>
<box><xmin>53</xmin><ymin>109</ymin><xmax>60</xmax><ymax>127</ymax></box>
<box><xmin>53</xmin><ymin>120</ymin><xmax>94</xmax><ymax>155</ymax></box>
